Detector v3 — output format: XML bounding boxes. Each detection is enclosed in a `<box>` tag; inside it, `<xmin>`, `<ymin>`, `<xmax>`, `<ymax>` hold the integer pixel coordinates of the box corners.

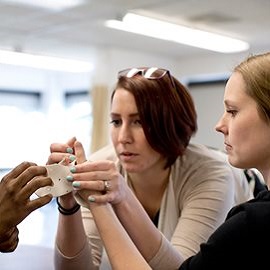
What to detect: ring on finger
<box><xmin>103</xmin><ymin>180</ymin><xmax>111</xmax><ymax>192</ymax></box>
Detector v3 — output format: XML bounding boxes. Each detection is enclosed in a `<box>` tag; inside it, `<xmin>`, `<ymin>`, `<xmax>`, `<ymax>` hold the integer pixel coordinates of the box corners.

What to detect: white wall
<box><xmin>188</xmin><ymin>82</ymin><xmax>226</xmax><ymax>149</ymax></box>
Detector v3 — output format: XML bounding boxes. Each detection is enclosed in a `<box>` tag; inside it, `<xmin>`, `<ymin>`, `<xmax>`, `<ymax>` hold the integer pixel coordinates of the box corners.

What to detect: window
<box><xmin>0</xmin><ymin>89</ymin><xmax>92</xmax><ymax>248</ymax></box>
<box><xmin>0</xmin><ymin>90</ymin><xmax>44</xmax><ymax>169</ymax></box>
<box><xmin>0</xmin><ymin>89</ymin><xmax>92</xmax><ymax>171</ymax></box>
<box><xmin>65</xmin><ymin>90</ymin><xmax>92</xmax><ymax>156</ymax></box>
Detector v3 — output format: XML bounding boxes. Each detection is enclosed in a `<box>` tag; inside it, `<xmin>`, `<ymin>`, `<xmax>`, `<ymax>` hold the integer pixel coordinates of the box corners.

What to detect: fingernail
<box><xmin>66</xmin><ymin>175</ymin><xmax>73</xmax><ymax>181</ymax></box>
<box><xmin>69</xmin><ymin>155</ymin><xmax>76</xmax><ymax>162</ymax></box>
<box><xmin>88</xmin><ymin>196</ymin><xmax>95</xmax><ymax>202</ymax></box>
<box><xmin>66</xmin><ymin>147</ymin><xmax>73</xmax><ymax>154</ymax></box>
<box><xmin>72</xmin><ymin>181</ymin><xmax>80</xmax><ymax>188</ymax></box>
<box><xmin>70</xmin><ymin>166</ymin><xmax>76</xmax><ymax>173</ymax></box>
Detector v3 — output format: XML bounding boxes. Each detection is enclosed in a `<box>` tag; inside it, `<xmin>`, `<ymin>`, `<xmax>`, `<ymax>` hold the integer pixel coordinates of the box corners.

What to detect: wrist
<box><xmin>57</xmin><ymin>193</ymin><xmax>76</xmax><ymax>208</ymax></box>
<box><xmin>0</xmin><ymin>226</ymin><xmax>17</xmax><ymax>242</ymax></box>
<box><xmin>56</xmin><ymin>197</ymin><xmax>80</xmax><ymax>215</ymax></box>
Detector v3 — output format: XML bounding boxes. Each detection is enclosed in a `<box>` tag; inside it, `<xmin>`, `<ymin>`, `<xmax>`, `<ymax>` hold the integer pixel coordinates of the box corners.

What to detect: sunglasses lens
<box><xmin>118</xmin><ymin>68</ymin><xmax>173</xmax><ymax>87</ymax></box>
<box><xmin>118</xmin><ymin>68</ymin><xmax>140</xmax><ymax>78</ymax></box>
<box><xmin>144</xmin><ymin>68</ymin><xmax>167</xmax><ymax>79</ymax></box>
<box><xmin>126</xmin><ymin>68</ymin><xmax>141</xmax><ymax>78</ymax></box>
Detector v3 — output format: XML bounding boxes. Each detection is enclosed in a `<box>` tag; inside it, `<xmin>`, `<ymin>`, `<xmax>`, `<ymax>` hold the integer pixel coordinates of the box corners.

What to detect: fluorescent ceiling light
<box><xmin>0</xmin><ymin>50</ymin><xmax>93</xmax><ymax>73</ymax></box>
<box><xmin>3</xmin><ymin>0</ymin><xmax>85</xmax><ymax>11</ymax></box>
<box><xmin>105</xmin><ymin>13</ymin><xmax>249</xmax><ymax>53</ymax></box>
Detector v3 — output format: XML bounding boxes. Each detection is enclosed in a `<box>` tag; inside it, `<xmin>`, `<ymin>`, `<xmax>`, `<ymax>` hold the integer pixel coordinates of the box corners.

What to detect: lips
<box><xmin>224</xmin><ymin>142</ymin><xmax>232</xmax><ymax>151</ymax></box>
<box><xmin>119</xmin><ymin>151</ymin><xmax>138</xmax><ymax>161</ymax></box>
<box><xmin>120</xmin><ymin>152</ymin><xmax>137</xmax><ymax>157</ymax></box>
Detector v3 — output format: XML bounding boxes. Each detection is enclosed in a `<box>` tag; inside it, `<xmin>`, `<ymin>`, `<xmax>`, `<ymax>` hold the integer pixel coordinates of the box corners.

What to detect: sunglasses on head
<box><xmin>118</xmin><ymin>67</ymin><xmax>175</xmax><ymax>89</ymax></box>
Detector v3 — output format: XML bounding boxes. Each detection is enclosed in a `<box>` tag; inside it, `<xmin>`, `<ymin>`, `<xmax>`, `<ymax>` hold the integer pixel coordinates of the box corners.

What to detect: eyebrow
<box><xmin>224</xmin><ymin>100</ymin><xmax>236</xmax><ymax>107</ymax></box>
<box><xmin>110</xmin><ymin>112</ymin><xmax>140</xmax><ymax>117</ymax></box>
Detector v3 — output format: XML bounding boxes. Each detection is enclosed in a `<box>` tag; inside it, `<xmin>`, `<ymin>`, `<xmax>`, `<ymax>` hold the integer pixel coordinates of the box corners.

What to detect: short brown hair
<box><xmin>112</xmin><ymin>69</ymin><xmax>197</xmax><ymax>168</ymax></box>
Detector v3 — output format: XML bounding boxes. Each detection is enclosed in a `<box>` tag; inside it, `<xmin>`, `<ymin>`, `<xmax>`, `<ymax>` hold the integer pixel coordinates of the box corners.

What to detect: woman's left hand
<box><xmin>72</xmin><ymin>142</ymin><xmax>128</xmax><ymax>205</ymax></box>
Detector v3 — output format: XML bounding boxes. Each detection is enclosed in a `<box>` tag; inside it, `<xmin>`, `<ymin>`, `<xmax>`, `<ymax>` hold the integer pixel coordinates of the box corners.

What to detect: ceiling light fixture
<box><xmin>105</xmin><ymin>13</ymin><xmax>249</xmax><ymax>53</ymax></box>
<box><xmin>3</xmin><ymin>0</ymin><xmax>85</xmax><ymax>11</ymax></box>
<box><xmin>0</xmin><ymin>50</ymin><xmax>93</xmax><ymax>73</ymax></box>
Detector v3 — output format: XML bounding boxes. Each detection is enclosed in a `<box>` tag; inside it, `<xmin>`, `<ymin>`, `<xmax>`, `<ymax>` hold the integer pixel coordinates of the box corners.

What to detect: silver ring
<box><xmin>104</xmin><ymin>180</ymin><xmax>111</xmax><ymax>192</ymax></box>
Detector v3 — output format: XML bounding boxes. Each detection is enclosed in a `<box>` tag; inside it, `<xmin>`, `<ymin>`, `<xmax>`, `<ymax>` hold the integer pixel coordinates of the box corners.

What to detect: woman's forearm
<box><xmin>55</xmin><ymin>195</ymin><xmax>87</xmax><ymax>256</ymax></box>
<box><xmin>113</xmin><ymin>189</ymin><xmax>163</xmax><ymax>261</ymax></box>
<box><xmin>112</xmin><ymin>189</ymin><xmax>183</xmax><ymax>270</ymax></box>
<box><xmin>90</xmin><ymin>202</ymin><xmax>151</xmax><ymax>270</ymax></box>
<box><xmin>56</xmin><ymin>209</ymin><xmax>87</xmax><ymax>256</ymax></box>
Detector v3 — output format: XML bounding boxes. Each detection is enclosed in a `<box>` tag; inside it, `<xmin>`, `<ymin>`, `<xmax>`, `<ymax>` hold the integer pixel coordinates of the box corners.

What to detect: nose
<box><xmin>118</xmin><ymin>124</ymin><xmax>133</xmax><ymax>144</ymax></box>
<box><xmin>215</xmin><ymin>114</ymin><xmax>227</xmax><ymax>134</ymax></box>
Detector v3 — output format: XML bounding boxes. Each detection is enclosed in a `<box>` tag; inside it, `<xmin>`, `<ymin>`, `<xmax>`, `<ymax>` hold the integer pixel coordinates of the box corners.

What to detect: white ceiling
<box><xmin>0</xmin><ymin>0</ymin><xmax>269</xmax><ymax>61</ymax></box>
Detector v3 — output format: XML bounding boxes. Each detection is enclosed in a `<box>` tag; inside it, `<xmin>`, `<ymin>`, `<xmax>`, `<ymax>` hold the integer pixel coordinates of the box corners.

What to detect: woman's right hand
<box><xmin>47</xmin><ymin>137</ymin><xmax>77</xmax><ymax>165</ymax></box>
<box><xmin>47</xmin><ymin>137</ymin><xmax>77</xmax><ymax>207</ymax></box>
